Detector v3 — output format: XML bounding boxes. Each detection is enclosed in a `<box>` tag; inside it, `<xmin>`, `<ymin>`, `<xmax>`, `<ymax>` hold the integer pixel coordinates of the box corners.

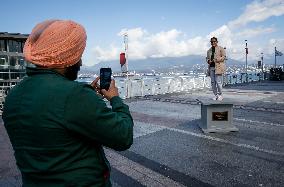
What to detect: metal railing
<box><xmin>0</xmin><ymin>72</ymin><xmax>267</xmax><ymax>114</ymax></box>
<box><xmin>115</xmin><ymin>72</ymin><xmax>266</xmax><ymax>99</ymax></box>
<box><xmin>0</xmin><ymin>79</ymin><xmax>23</xmax><ymax>115</ymax></box>
<box><xmin>116</xmin><ymin>75</ymin><xmax>210</xmax><ymax>99</ymax></box>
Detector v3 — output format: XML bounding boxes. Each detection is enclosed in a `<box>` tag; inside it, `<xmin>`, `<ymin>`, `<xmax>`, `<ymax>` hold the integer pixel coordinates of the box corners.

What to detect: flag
<box><xmin>275</xmin><ymin>49</ymin><xmax>283</xmax><ymax>56</ymax></box>
<box><xmin>120</xmin><ymin>52</ymin><xmax>127</xmax><ymax>73</ymax></box>
<box><xmin>120</xmin><ymin>53</ymin><xmax>126</xmax><ymax>66</ymax></box>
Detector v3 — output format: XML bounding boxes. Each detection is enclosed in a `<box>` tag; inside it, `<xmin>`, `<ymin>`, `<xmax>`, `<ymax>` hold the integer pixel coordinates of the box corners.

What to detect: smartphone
<box><xmin>100</xmin><ymin>68</ymin><xmax>112</xmax><ymax>90</ymax></box>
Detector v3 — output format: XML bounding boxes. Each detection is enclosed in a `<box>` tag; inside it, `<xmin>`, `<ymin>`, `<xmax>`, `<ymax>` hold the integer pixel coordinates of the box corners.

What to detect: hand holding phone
<box><xmin>100</xmin><ymin>79</ymin><xmax>119</xmax><ymax>100</ymax></box>
<box><xmin>100</xmin><ymin>68</ymin><xmax>112</xmax><ymax>90</ymax></box>
<box><xmin>91</xmin><ymin>68</ymin><xmax>118</xmax><ymax>100</ymax></box>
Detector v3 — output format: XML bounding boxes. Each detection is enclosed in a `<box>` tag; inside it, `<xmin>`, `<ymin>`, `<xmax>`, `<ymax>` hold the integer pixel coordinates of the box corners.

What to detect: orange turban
<box><xmin>24</xmin><ymin>20</ymin><xmax>87</xmax><ymax>68</ymax></box>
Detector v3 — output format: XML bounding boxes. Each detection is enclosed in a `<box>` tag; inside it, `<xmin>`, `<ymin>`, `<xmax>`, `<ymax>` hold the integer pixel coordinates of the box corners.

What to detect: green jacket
<box><xmin>2</xmin><ymin>68</ymin><xmax>134</xmax><ymax>187</ymax></box>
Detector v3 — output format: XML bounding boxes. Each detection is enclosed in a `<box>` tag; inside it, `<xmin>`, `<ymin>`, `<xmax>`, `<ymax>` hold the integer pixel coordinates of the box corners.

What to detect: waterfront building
<box><xmin>0</xmin><ymin>32</ymin><xmax>29</xmax><ymax>111</ymax></box>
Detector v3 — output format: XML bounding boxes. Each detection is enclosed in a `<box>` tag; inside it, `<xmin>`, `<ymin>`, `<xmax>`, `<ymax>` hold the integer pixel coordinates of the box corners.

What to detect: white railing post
<box><xmin>151</xmin><ymin>79</ymin><xmax>155</xmax><ymax>95</ymax></box>
<box><xmin>141</xmin><ymin>79</ymin><xmax>144</xmax><ymax>96</ymax></box>
<box><xmin>125</xmin><ymin>79</ymin><xmax>131</xmax><ymax>99</ymax></box>
<box><xmin>167</xmin><ymin>79</ymin><xmax>172</xmax><ymax>93</ymax></box>
<box><xmin>179</xmin><ymin>77</ymin><xmax>183</xmax><ymax>91</ymax></box>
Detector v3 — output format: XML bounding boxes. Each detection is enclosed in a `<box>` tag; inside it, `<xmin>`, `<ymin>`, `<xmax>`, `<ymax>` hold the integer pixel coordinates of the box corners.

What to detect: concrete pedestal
<box><xmin>200</xmin><ymin>101</ymin><xmax>238</xmax><ymax>133</ymax></box>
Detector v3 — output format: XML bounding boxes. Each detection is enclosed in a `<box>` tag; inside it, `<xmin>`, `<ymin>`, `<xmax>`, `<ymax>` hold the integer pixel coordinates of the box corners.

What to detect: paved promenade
<box><xmin>1</xmin><ymin>80</ymin><xmax>284</xmax><ymax>186</ymax></box>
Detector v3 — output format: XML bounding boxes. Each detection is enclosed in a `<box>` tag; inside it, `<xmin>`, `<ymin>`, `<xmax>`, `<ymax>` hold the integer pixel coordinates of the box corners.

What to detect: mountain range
<box><xmin>81</xmin><ymin>55</ymin><xmax>283</xmax><ymax>73</ymax></box>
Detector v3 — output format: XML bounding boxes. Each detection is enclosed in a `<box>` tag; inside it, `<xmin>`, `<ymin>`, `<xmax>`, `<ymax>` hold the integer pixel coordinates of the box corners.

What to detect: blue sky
<box><xmin>1</xmin><ymin>0</ymin><xmax>284</xmax><ymax>66</ymax></box>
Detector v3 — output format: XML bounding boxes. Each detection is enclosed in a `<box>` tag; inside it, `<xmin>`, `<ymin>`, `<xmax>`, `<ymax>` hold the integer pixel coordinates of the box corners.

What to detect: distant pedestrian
<box><xmin>206</xmin><ymin>37</ymin><xmax>226</xmax><ymax>101</ymax></box>
<box><xmin>2</xmin><ymin>19</ymin><xmax>134</xmax><ymax>187</ymax></box>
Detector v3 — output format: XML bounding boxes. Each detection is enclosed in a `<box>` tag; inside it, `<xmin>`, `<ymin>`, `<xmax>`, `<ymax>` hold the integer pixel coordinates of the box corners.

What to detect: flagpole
<box><xmin>274</xmin><ymin>47</ymin><xmax>276</xmax><ymax>68</ymax></box>
<box><xmin>124</xmin><ymin>33</ymin><xmax>129</xmax><ymax>78</ymax></box>
<box><xmin>261</xmin><ymin>52</ymin><xmax>264</xmax><ymax>80</ymax></box>
<box><xmin>245</xmin><ymin>40</ymin><xmax>248</xmax><ymax>82</ymax></box>
<box><xmin>123</xmin><ymin>32</ymin><xmax>129</xmax><ymax>98</ymax></box>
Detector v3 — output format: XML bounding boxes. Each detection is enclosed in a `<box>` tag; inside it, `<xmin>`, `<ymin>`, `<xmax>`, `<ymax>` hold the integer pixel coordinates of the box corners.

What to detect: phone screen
<box><xmin>100</xmin><ymin>68</ymin><xmax>112</xmax><ymax>90</ymax></box>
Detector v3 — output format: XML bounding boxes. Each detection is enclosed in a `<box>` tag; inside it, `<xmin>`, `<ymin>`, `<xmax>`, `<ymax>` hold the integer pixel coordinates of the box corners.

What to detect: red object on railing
<box><xmin>120</xmin><ymin>53</ymin><xmax>126</xmax><ymax>66</ymax></box>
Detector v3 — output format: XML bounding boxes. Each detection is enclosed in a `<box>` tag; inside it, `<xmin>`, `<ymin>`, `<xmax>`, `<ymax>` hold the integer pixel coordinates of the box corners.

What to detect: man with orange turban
<box><xmin>2</xmin><ymin>20</ymin><xmax>134</xmax><ymax>186</ymax></box>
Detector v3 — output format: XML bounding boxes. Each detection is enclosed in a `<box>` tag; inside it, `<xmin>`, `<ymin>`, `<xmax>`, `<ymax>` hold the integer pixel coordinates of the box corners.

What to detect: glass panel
<box><xmin>0</xmin><ymin>57</ymin><xmax>6</xmax><ymax>65</ymax></box>
<box><xmin>0</xmin><ymin>70</ymin><xmax>9</xmax><ymax>79</ymax></box>
<box><xmin>14</xmin><ymin>41</ymin><xmax>21</xmax><ymax>53</ymax></box>
<box><xmin>10</xmin><ymin>56</ymin><xmax>17</xmax><ymax>67</ymax></box>
<box><xmin>20</xmin><ymin>41</ymin><xmax>25</xmax><ymax>53</ymax></box>
<box><xmin>0</xmin><ymin>55</ymin><xmax>8</xmax><ymax>69</ymax></box>
<box><xmin>8</xmin><ymin>40</ymin><xmax>14</xmax><ymax>52</ymax></box>
<box><xmin>19</xmin><ymin>58</ymin><xmax>25</xmax><ymax>67</ymax></box>
<box><xmin>6</xmin><ymin>40</ymin><xmax>25</xmax><ymax>53</ymax></box>
<box><xmin>0</xmin><ymin>40</ymin><xmax>7</xmax><ymax>51</ymax></box>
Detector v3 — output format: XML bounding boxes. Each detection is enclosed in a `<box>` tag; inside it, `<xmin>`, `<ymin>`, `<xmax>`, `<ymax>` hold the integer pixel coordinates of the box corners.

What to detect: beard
<box><xmin>64</xmin><ymin>62</ymin><xmax>81</xmax><ymax>81</ymax></box>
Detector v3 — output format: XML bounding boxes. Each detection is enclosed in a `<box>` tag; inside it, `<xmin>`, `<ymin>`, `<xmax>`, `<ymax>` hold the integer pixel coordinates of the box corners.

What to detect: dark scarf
<box><xmin>210</xmin><ymin>47</ymin><xmax>215</xmax><ymax>67</ymax></box>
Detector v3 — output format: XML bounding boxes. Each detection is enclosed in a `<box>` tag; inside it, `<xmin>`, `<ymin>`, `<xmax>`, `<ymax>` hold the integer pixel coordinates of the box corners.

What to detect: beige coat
<box><xmin>206</xmin><ymin>46</ymin><xmax>226</xmax><ymax>75</ymax></box>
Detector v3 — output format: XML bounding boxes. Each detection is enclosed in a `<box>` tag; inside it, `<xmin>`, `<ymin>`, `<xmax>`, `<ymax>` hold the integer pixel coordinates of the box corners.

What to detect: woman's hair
<box><xmin>210</xmin><ymin>37</ymin><xmax>218</xmax><ymax>42</ymax></box>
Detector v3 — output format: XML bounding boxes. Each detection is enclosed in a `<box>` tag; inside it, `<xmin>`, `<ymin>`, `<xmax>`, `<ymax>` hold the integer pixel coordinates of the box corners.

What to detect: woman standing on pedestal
<box><xmin>206</xmin><ymin>37</ymin><xmax>226</xmax><ymax>101</ymax></box>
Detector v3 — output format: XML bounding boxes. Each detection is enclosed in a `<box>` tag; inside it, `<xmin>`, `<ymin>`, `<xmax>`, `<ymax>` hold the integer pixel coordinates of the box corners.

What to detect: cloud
<box><xmin>93</xmin><ymin>28</ymin><xmax>205</xmax><ymax>62</ymax></box>
<box><xmin>93</xmin><ymin>28</ymin><xmax>148</xmax><ymax>61</ymax></box>
<box><xmin>93</xmin><ymin>44</ymin><xmax>120</xmax><ymax>61</ymax></box>
<box><xmin>235</xmin><ymin>26</ymin><xmax>276</xmax><ymax>38</ymax></box>
<box><xmin>118</xmin><ymin>28</ymin><xmax>146</xmax><ymax>40</ymax></box>
<box><xmin>207</xmin><ymin>25</ymin><xmax>233</xmax><ymax>49</ymax></box>
<box><xmin>228</xmin><ymin>0</ymin><xmax>284</xmax><ymax>29</ymax></box>
<box><xmin>146</xmin><ymin>29</ymin><xmax>185</xmax><ymax>57</ymax></box>
<box><xmin>266</xmin><ymin>38</ymin><xmax>284</xmax><ymax>54</ymax></box>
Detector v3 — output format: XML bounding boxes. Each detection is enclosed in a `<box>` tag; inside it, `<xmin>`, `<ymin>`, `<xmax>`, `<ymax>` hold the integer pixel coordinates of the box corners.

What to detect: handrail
<box><xmin>116</xmin><ymin>72</ymin><xmax>266</xmax><ymax>98</ymax></box>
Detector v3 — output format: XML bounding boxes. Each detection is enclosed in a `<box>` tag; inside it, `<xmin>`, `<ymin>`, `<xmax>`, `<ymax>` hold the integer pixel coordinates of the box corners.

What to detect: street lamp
<box><xmin>245</xmin><ymin>40</ymin><xmax>248</xmax><ymax>82</ymax></box>
<box><xmin>261</xmin><ymin>52</ymin><xmax>264</xmax><ymax>80</ymax></box>
<box><xmin>224</xmin><ymin>47</ymin><xmax>227</xmax><ymax>61</ymax></box>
